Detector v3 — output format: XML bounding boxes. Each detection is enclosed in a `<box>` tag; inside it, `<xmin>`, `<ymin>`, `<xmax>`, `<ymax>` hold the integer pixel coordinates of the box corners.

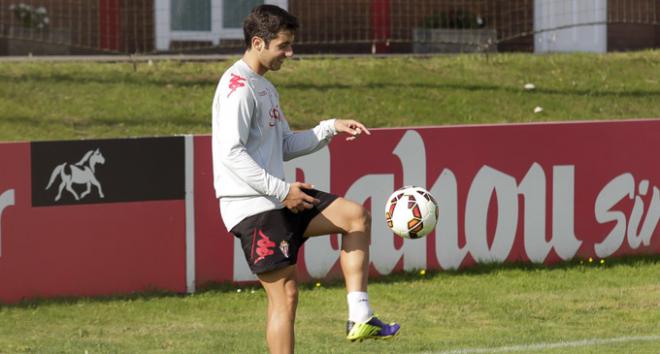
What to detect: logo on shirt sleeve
<box><xmin>269</xmin><ymin>106</ymin><xmax>282</xmax><ymax>127</ymax></box>
<box><xmin>227</xmin><ymin>74</ymin><xmax>246</xmax><ymax>98</ymax></box>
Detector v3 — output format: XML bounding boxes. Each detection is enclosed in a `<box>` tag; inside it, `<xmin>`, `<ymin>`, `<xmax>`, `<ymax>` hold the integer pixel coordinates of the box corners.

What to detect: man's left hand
<box><xmin>334</xmin><ymin>119</ymin><xmax>371</xmax><ymax>141</ymax></box>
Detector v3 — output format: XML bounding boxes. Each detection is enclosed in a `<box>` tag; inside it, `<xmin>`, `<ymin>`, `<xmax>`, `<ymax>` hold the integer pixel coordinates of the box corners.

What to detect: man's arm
<box><xmin>282</xmin><ymin>118</ymin><xmax>336</xmax><ymax>161</ymax></box>
<box><xmin>282</xmin><ymin>118</ymin><xmax>371</xmax><ymax>161</ymax></box>
<box><xmin>214</xmin><ymin>86</ymin><xmax>290</xmax><ymax>201</ymax></box>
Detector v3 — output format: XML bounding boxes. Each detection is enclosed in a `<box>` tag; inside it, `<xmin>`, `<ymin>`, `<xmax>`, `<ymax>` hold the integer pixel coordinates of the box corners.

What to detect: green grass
<box><xmin>1</xmin><ymin>52</ymin><xmax>659</xmax><ymax>352</ymax></box>
<box><xmin>0</xmin><ymin>257</ymin><xmax>658</xmax><ymax>353</ymax></box>
<box><xmin>0</xmin><ymin>51</ymin><xmax>658</xmax><ymax>142</ymax></box>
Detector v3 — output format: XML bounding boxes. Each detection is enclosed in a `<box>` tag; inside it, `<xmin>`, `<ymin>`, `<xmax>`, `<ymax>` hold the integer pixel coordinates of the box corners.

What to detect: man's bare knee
<box><xmin>267</xmin><ymin>284</ymin><xmax>298</xmax><ymax>320</ymax></box>
<box><xmin>348</xmin><ymin>206</ymin><xmax>371</xmax><ymax>234</ymax></box>
<box><xmin>270</xmin><ymin>280</ymin><xmax>298</xmax><ymax>314</ymax></box>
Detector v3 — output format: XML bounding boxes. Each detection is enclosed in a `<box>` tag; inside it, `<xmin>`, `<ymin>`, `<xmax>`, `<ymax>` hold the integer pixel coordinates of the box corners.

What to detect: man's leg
<box><xmin>257</xmin><ymin>265</ymin><xmax>298</xmax><ymax>354</ymax></box>
<box><xmin>304</xmin><ymin>197</ymin><xmax>370</xmax><ymax>293</ymax></box>
<box><xmin>304</xmin><ymin>197</ymin><xmax>400</xmax><ymax>340</ymax></box>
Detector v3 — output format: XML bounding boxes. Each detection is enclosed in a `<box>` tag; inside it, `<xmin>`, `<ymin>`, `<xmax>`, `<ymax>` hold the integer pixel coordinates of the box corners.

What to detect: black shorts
<box><xmin>229</xmin><ymin>189</ymin><xmax>339</xmax><ymax>275</ymax></box>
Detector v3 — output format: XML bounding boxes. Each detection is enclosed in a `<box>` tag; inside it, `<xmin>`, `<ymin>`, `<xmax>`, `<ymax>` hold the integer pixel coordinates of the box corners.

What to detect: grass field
<box><xmin>0</xmin><ymin>257</ymin><xmax>658</xmax><ymax>353</ymax></box>
<box><xmin>0</xmin><ymin>51</ymin><xmax>658</xmax><ymax>141</ymax></box>
<box><xmin>0</xmin><ymin>52</ymin><xmax>659</xmax><ymax>353</ymax></box>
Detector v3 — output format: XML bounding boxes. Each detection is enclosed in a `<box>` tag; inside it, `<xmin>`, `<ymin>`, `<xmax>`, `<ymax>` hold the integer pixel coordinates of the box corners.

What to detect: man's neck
<box><xmin>242</xmin><ymin>51</ymin><xmax>266</xmax><ymax>76</ymax></box>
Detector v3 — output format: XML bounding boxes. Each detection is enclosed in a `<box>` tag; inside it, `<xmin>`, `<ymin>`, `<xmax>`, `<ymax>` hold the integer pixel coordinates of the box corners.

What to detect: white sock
<box><xmin>347</xmin><ymin>291</ymin><xmax>373</xmax><ymax>323</ymax></box>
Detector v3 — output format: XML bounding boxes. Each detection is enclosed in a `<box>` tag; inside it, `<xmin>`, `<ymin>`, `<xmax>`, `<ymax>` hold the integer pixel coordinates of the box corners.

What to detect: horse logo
<box><xmin>45</xmin><ymin>148</ymin><xmax>106</xmax><ymax>202</ymax></box>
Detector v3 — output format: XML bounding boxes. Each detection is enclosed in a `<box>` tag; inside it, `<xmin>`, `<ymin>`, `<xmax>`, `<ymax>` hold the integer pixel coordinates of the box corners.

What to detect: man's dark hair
<box><xmin>243</xmin><ymin>5</ymin><xmax>299</xmax><ymax>49</ymax></box>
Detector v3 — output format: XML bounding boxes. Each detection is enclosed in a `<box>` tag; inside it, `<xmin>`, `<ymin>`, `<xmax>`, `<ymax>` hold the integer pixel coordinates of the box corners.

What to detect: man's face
<box><xmin>256</xmin><ymin>30</ymin><xmax>294</xmax><ymax>72</ymax></box>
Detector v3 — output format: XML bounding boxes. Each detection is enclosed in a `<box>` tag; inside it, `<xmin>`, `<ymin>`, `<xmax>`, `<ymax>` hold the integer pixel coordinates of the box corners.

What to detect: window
<box><xmin>171</xmin><ymin>0</ymin><xmax>211</xmax><ymax>31</ymax></box>
<box><xmin>155</xmin><ymin>0</ymin><xmax>287</xmax><ymax>51</ymax></box>
<box><xmin>223</xmin><ymin>0</ymin><xmax>264</xmax><ymax>29</ymax></box>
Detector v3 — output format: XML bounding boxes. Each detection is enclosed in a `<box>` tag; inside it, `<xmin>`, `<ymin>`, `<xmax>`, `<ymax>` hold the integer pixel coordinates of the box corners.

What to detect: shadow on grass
<box><xmin>3</xmin><ymin>254</ymin><xmax>658</xmax><ymax>309</ymax></box>
<box><xmin>292</xmin><ymin>253</ymin><xmax>660</xmax><ymax>291</ymax></box>
<box><xmin>368</xmin><ymin>253</ymin><xmax>660</xmax><ymax>284</ymax></box>
<box><xmin>0</xmin><ymin>288</ymin><xmax>187</xmax><ymax>310</ymax></box>
<box><xmin>278</xmin><ymin>82</ymin><xmax>660</xmax><ymax>99</ymax></box>
<box><xmin>0</xmin><ymin>114</ymin><xmax>207</xmax><ymax>139</ymax></box>
<box><xmin>1</xmin><ymin>71</ymin><xmax>659</xmax><ymax>99</ymax></box>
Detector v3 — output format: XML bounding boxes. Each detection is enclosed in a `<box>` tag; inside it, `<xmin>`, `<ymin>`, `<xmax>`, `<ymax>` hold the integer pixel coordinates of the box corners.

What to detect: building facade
<box><xmin>0</xmin><ymin>0</ymin><xmax>657</xmax><ymax>55</ymax></box>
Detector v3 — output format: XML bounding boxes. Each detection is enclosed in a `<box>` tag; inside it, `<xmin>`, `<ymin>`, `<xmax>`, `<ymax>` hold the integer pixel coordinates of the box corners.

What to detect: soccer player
<box><xmin>212</xmin><ymin>5</ymin><xmax>400</xmax><ymax>353</ymax></box>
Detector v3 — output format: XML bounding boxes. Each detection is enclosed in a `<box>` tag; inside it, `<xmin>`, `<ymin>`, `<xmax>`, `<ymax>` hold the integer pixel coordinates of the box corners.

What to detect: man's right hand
<box><xmin>283</xmin><ymin>182</ymin><xmax>320</xmax><ymax>213</ymax></box>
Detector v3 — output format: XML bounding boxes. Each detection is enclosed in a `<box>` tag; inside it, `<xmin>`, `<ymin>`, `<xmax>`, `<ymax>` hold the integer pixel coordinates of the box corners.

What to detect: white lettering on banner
<box><xmin>594</xmin><ymin>174</ymin><xmax>660</xmax><ymax>258</ymax></box>
<box><xmin>465</xmin><ymin>166</ymin><xmax>518</xmax><ymax>263</ymax></box>
<box><xmin>391</xmin><ymin>131</ymin><xmax>427</xmax><ymax>270</ymax></box>
<box><xmin>0</xmin><ymin>189</ymin><xmax>16</xmax><ymax>258</ymax></box>
<box><xmin>551</xmin><ymin>166</ymin><xmax>583</xmax><ymax>260</ymax></box>
<box><xmin>518</xmin><ymin>164</ymin><xmax>583</xmax><ymax>262</ymax></box>
<box><xmin>348</xmin><ymin>130</ymin><xmax>429</xmax><ymax>275</ymax></box>
<box><xmin>594</xmin><ymin>174</ymin><xmax>632</xmax><ymax>258</ymax></box>
<box><xmin>430</xmin><ymin>163</ymin><xmax>582</xmax><ymax>268</ymax></box>
<box><xmin>229</xmin><ymin>130</ymin><xmax>660</xmax><ymax>280</ymax></box>
<box><xmin>518</xmin><ymin>163</ymin><xmax>548</xmax><ymax>263</ymax></box>
<box><xmin>345</xmin><ymin>174</ymin><xmax>395</xmax><ymax>274</ymax></box>
<box><xmin>627</xmin><ymin>182</ymin><xmax>660</xmax><ymax>248</ymax></box>
<box><xmin>431</xmin><ymin>169</ymin><xmax>467</xmax><ymax>269</ymax></box>
<box><xmin>394</xmin><ymin>130</ymin><xmax>427</xmax><ymax>194</ymax></box>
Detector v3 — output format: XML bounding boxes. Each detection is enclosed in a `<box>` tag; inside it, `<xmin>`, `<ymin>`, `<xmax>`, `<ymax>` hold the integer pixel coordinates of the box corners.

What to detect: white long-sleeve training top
<box><xmin>212</xmin><ymin>59</ymin><xmax>337</xmax><ymax>231</ymax></box>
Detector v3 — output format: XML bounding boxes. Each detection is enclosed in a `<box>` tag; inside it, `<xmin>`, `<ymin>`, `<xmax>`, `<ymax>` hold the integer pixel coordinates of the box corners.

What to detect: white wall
<box><xmin>534</xmin><ymin>0</ymin><xmax>607</xmax><ymax>53</ymax></box>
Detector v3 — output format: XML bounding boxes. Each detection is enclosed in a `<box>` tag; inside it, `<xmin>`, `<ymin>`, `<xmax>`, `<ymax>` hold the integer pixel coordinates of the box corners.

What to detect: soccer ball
<box><xmin>384</xmin><ymin>186</ymin><xmax>439</xmax><ymax>239</ymax></box>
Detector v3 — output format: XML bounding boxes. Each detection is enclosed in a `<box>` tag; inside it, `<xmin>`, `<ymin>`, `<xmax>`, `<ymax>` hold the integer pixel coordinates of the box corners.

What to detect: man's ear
<box><xmin>252</xmin><ymin>36</ymin><xmax>265</xmax><ymax>52</ymax></box>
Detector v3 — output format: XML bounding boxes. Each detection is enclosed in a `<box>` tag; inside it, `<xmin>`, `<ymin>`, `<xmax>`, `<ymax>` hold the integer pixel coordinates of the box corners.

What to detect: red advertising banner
<box><xmin>1</xmin><ymin>120</ymin><xmax>659</xmax><ymax>302</ymax></box>
<box><xmin>193</xmin><ymin>137</ymin><xmax>234</xmax><ymax>286</ymax></box>
<box><xmin>195</xmin><ymin>119</ymin><xmax>660</xmax><ymax>284</ymax></box>
<box><xmin>0</xmin><ymin>138</ymin><xmax>187</xmax><ymax>304</ymax></box>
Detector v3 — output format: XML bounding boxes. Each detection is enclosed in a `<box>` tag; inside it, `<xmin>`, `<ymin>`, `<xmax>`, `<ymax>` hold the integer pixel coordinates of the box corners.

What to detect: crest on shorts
<box><xmin>279</xmin><ymin>240</ymin><xmax>290</xmax><ymax>258</ymax></box>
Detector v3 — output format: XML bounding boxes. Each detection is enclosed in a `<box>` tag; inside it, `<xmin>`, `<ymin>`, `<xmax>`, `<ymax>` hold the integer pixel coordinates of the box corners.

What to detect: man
<box><xmin>212</xmin><ymin>5</ymin><xmax>400</xmax><ymax>353</ymax></box>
